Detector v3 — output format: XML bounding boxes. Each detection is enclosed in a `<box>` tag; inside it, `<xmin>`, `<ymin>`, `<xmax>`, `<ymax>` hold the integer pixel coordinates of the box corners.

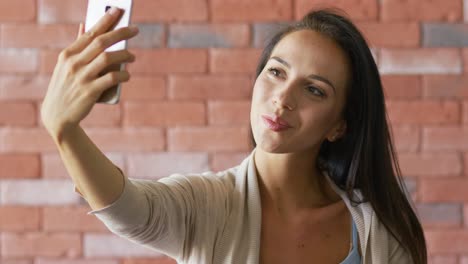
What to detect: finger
<box><xmin>90</xmin><ymin>70</ymin><xmax>130</xmax><ymax>95</ymax></box>
<box><xmin>77</xmin><ymin>26</ymin><xmax>138</xmax><ymax>65</ymax></box>
<box><xmin>80</xmin><ymin>22</ymin><xmax>85</xmax><ymax>37</ymax></box>
<box><xmin>67</xmin><ymin>7</ymin><xmax>123</xmax><ymax>54</ymax></box>
<box><xmin>76</xmin><ymin>23</ymin><xmax>83</xmax><ymax>39</ymax></box>
<box><xmin>81</xmin><ymin>50</ymin><xmax>135</xmax><ymax>80</ymax></box>
<box><xmin>87</xmin><ymin>7</ymin><xmax>123</xmax><ymax>37</ymax></box>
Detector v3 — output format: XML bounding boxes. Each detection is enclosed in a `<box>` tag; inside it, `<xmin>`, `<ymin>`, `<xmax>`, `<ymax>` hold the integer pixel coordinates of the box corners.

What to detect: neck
<box><xmin>254</xmin><ymin>147</ymin><xmax>342</xmax><ymax>219</ymax></box>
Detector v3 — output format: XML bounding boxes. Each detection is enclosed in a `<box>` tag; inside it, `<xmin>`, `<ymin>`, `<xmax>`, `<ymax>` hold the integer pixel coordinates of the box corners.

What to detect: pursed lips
<box><xmin>261</xmin><ymin>114</ymin><xmax>292</xmax><ymax>128</ymax></box>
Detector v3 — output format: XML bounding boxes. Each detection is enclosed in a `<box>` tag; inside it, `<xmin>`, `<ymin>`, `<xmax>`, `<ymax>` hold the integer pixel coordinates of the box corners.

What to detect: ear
<box><xmin>327</xmin><ymin>120</ymin><xmax>347</xmax><ymax>142</ymax></box>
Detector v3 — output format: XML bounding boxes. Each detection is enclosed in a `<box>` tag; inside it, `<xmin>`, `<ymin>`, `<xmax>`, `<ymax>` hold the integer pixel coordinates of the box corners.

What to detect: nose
<box><xmin>272</xmin><ymin>81</ymin><xmax>297</xmax><ymax>111</ymax></box>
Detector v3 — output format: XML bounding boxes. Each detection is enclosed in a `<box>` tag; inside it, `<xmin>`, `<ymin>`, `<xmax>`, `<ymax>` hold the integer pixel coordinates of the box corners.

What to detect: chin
<box><xmin>256</xmin><ymin>138</ymin><xmax>292</xmax><ymax>154</ymax></box>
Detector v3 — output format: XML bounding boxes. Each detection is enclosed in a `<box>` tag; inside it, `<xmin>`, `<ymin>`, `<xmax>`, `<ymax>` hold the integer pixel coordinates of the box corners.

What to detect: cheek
<box><xmin>251</xmin><ymin>77</ymin><xmax>271</xmax><ymax>104</ymax></box>
<box><xmin>300</xmin><ymin>108</ymin><xmax>337</xmax><ymax>137</ymax></box>
<box><xmin>250</xmin><ymin>80</ymin><xmax>272</xmax><ymax>121</ymax></box>
<box><xmin>250</xmin><ymin>80</ymin><xmax>269</xmax><ymax>131</ymax></box>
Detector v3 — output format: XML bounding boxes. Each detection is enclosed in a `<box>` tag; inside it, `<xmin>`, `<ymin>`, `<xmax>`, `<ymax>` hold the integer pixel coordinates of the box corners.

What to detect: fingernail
<box><xmin>108</xmin><ymin>6</ymin><xmax>120</xmax><ymax>16</ymax></box>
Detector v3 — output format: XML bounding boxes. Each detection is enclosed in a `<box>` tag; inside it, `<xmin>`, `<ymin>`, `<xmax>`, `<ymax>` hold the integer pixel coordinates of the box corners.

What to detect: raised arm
<box><xmin>40</xmin><ymin>7</ymin><xmax>138</xmax><ymax>210</ymax></box>
<box><xmin>51</xmin><ymin>124</ymin><xmax>125</xmax><ymax>211</ymax></box>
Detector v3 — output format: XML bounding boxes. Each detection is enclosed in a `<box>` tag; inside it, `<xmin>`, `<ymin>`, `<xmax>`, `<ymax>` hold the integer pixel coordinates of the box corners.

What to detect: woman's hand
<box><xmin>41</xmin><ymin>7</ymin><xmax>138</xmax><ymax>138</ymax></box>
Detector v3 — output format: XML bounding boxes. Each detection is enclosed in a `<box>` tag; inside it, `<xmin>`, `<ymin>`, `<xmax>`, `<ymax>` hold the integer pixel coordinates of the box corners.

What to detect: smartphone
<box><xmin>84</xmin><ymin>0</ymin><xmax>133</xmax><ymax>104</ymax></box>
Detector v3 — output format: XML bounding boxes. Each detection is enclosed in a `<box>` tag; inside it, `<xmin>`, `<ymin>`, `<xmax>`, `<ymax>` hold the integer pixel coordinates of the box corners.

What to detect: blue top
<box><xmin>341</xmin><ymin>218</ymin><xmax>362</xmax><ymax>264</ymax></box>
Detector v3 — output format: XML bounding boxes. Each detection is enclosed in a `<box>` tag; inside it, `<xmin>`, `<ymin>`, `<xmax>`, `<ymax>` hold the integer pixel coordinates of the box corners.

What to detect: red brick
<box><xmin>39</xmin><ymin>49</ymin><xmax>60</xmax><ymax>74</ymax></box>
<box><xmin>0</xmin><ymin>128</ymin><xmax>56</xmax><ymax>152</ymax></box>
<box><xmin>423</xmin><ymin>75</ymin><xmax>468</xmax><ymax>98</ymax></box>
<box><xmin>1</xmin><ymin>24</ymin><xmax>77</xmax><ymax>49</ymax></box>
<box><xmin>43</xmin><ymin>206</ymin><xmax>108</xmax><ymax>232</ymax></box>
<box><xmin>210</xmin><ymin>152</ymin><xmax>249</xmax><ymax>172</ymax></box>
<box><xmin>128</xmin><ymin>49</ymin><xmax>207</xmax><ymax>74</ymax></box>
<box><xmin>357</xmin><ymin>22</ymin><xmax>420</xmax><ymax>48</ymax></box>
<box><xmin>379</xmin><ymin>48</ymin><xmax>462</xmax><ymax>74</ymax></box>
<box><xmin>0</xmin><ymin>260</ymin><xmax>32</xmax><ymax>264</ymax></box>
<box><xmin>398</xmin><ymin>152</ymin><xmax>462</xmax><ymax>177</ymax></box>
<box><xmin>464</xmin><ymin>48</ymin><xmax>468</xmax><ymax>73</ymax></box>
<box><xmin>210</xmin><ymin>48</ymin><xmax>262</xmax><ymax>73</ymax></box>
<box><xmin>420</xmin><ymin>178</ymin><xmax>468</xmax><ymax>202</ymax></box>
<box><xmin>429</xmin><ymin>255</ymin><xmax>458</xmax><ymax>264</ymax></box>
<box><xmin>416</xmin><ymin>203</ymin><xmax>462</xmax><ymax>228</ymax></box>
<box><xmin>42</xmin><ymin>154</ymin><xmax>69</xmax><ymax>179</ymax></box>
<box><xmin>0</xmin><ymin>154</ymin><xmax>40</xmax><ymax>179</ymax></box>
<box><xmin>0</xmin><ymin>127</ymin><xmax>165</xmax><ymax>153</ymax></box>
<box><xmin>120</xmin><ymin>76</ymin><xmax>166</xmax><ymax>101</ymax></box>
<box><xmin>2</xmin><ymin>232</ymin><xmax>81</xmax><ymax>257</ymax></box>
<box><xmin>465</xmin><ymin>152</ymin><xmax>468</xmax><ymax>175</ymax></box>
<box><xmin>122</xmin><ymin>257</ymin><xmax>176</xmax><ymax>264</ymax></box>
<box><xmin>84</xmin><ymin>234</ymin><xmax>163</xmax><ymax>257</ymax></box>
<box><xmin>133</xmin><ymin>0</ymin><xmax>208</xmax><ymax>22</ymax></box>
<box><xmin>0</xmin><ymin>102</ymin><xmax>36</xmax><ymax>126</ymax></box>
<box><xmin>128</xmin><ymin>153</ymin><xmax>209</xmax><ymax>179</ymax></box>
<box><xmin>425</xmin><ymin>229</ymin><xmax>468</xmax><ymax>254</ymax></box>
<box><xmin>42</xmin><ymin>153</ymin><xmax>125</xmax><ymax>179</ymax></box>
<box><xmin>0</xmin><ymin>0</ymin><xmax>35</xmax><ymax>22</ymax></box>
<box><xmin>36</xmin><ymin>260</ymin><xmax>118</xmax><ymax>264</ymax></box>
<box><xmin>1</xmin><ymin>179</ymin><xmax>80</xmax><ymax>205</ymax></box>
<box><xmin>390</xmin><ymin>125</ymin><xmax>420</xmax><ymax>152</ymax></box>
<box><xmin>43</xmin><ymin>49</ymin><xmax>207</xmax><ymax>75</ymax></box>
<box><xmin>295</xmin><ymin>0</ymin><xmax>378</xmax><ymax>21</ymax></box>
<box><xmin>211</xmin><ymin>0</ymin><xmax>292</xmax><ymax>22</ymax></box>
<box><xmin>381</xmin><ymin>75</ymin><xmax>422</xmax><ymax>99</ymax></box>
<box><xmin>123</xmin><ymin>102</ymin><xmax>206</xmax><ymax>126</ymax></box>
<box><xmin>381</xmin><ymin>0</ymin><xmax>462</xmax><ymax>22</ymax></box>
<box><xmin>85</xmin><ymin>128</ymin><xmax>165</xmax><ymax>152</ymax></box>
<box><xmin>463</xmin><ymin>101</ymin><xmax>468</xmax><ymax>125</ymax></box>
<box><xmin>0</xmin><ymin>75</ymin><xmax>50</xmax><ymax>101</ymax></box>
<box><xmin>169</xmin><ymin>24</ymin><xmax>250</xmax><ymax>48</ymax></box>
<box><xmin>38</xmin><ymin>0</ymin><xmax>86</xmax><ymax>23</ymax></box>
<box><xmin>423</xmin><ymin>127</ymin><xmax>468</xmax><ymax>151</ymax></box>
<box><xmin>386</xmin><ymin>100</ymin><xmax>460</xmax><ymax>125</ymax></box>
<box><xmin>0</xmin><ymin>49</ymin><xmax>38</xmax><ymax>74</ymax></box>
<box><xmin>208</xmin><ymin>100</ymin><xmax>251</xmax><ymax>125</ymax></box>
<box><xmin>168</xmin><ymin>127</ymin><xmax>250</xmax><ymax>151</ymax></box>
<box><xmin>169</xmin><ymin>75</ymin><xmax>252</xmax><ymax>100</ymax></box>
<box><xmin>79</xmin><ymin>103</ymin><xmax>121</xmax><ymax>128</ymax></box>
<box><xmin>0</xmin><ymin>206</ymin><xmax>40</xmax><ymax>231</ymax></box>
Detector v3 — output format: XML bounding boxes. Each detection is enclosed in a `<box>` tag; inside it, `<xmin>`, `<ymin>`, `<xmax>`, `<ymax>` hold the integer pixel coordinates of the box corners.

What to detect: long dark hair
<box><xmin>250</xmin><ymin>8</ymin><xmax>427</xmax><ymax>264</ymax></box>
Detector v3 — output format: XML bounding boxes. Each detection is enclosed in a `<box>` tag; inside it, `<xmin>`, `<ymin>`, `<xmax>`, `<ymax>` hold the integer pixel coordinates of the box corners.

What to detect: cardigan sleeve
<box><xmin>84</xmin><ymin>167</ymin><xmax>232</xmax><ymax>262</ymax></box>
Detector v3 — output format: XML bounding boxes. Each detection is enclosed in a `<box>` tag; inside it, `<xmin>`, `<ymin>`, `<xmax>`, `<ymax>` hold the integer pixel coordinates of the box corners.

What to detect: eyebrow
<box><xmin>270</xmin><ymin>56</ymin><xmax>336</xmax><ymax>94</ymax></box>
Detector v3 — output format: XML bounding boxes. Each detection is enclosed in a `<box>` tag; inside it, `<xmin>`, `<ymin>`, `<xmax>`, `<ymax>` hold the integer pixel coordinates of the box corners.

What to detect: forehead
<box><xmin>269</xmin><ymin>29</ymin><xmax>350</xmax><ymax>91</ymax></box>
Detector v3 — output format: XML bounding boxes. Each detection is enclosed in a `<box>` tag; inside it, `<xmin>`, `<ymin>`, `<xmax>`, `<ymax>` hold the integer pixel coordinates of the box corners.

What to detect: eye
<box><xmin>267</xmin><ymin>67</ymin><xmax>281</xmax><ymax>77</ymax></box>
<box><xmin>307</xmin><ymin>86</ymin><xmax>325</xmax><ymax>97</ymax></box>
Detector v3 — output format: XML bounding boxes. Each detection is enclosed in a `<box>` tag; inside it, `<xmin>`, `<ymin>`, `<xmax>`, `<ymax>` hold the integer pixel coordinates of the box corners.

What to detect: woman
<box><xmin>249</xmin><ymin>8</ymin><xmax>428</xmax><ymax>264</ymax></box>
<box><xmin>41</xmin><ymin>6</ymin><xmax>427</xmax><ymax>264</ymax></box>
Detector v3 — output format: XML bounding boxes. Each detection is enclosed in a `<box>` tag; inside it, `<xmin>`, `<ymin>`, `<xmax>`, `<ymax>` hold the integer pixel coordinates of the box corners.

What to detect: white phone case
<box><xmin>84</xmin><ymin>0</ymin><xmax>133</xmax><ymax>104</ymax></box>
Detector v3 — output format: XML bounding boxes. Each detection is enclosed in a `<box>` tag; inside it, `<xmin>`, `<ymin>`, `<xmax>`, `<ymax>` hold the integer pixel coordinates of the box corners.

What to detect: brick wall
<box><xmin>0</xmin><ymin>0</ymin><xmax>467</xmax><ymax>263</ymax></box>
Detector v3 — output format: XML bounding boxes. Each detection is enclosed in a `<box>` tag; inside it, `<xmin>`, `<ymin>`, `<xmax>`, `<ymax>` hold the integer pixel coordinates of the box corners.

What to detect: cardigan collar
<box><xmin>242</xmin><ymin>147</ymin><xmax>371</xmax><ymax>261</ymax></box>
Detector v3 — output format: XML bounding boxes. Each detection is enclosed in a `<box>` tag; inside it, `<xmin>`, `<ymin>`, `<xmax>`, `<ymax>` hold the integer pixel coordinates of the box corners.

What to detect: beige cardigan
<box><xmin>83</xmin><ymin>147</ymin><xmax>413</xmax><ymax>263</ymax></box>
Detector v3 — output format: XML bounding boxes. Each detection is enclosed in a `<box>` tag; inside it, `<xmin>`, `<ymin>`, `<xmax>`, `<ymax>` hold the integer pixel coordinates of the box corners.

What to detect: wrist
<box><xmin>45</xmin><ymin>121</ymin><xmax>80</xmax><ymax>145</ymax></box>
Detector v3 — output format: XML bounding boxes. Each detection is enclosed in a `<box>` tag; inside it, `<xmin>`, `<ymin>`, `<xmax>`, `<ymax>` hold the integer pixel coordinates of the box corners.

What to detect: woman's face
<box><xmin>250</xmin><ymin>29</ymin><xmax>351</xmax><ymax>154</ymax></box>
